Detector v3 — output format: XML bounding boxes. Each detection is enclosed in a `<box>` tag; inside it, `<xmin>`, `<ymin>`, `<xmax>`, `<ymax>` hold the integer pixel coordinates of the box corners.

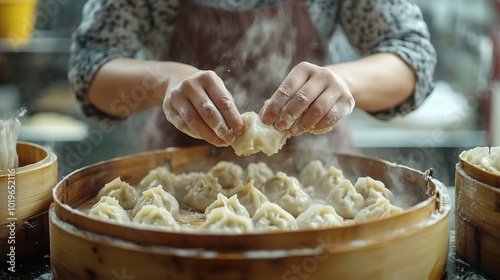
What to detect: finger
<box><xmin>311</xmin><ymin>96</ymin><xmax>355</xmax><ymax>133</ymax></box>
<box><xmin>169</xmin><ymin>82</ymin><xmax>228</xmax><ymax>146</ymax></box>
<box><xmin>189</xmin><ymin>72</ymin><xmax>238</xmax><ymax>143</ymax></box>
<box><xmin>202</xmin><ymin>73</ymin><xmax>244</xmax><ymax>137</ymax></box>
<box><xmin>274</xmin><ymin>70</ymin><xmax>329</xmax><ymax>131</ymax></box>
<box><xmin>259</xmin><ymin>63</ymin><xmax>310</xmax><ymax>125</ymax></box>
<box><xmin>177</xmin><ymin>101</ymin><xmax>228</xmax><ymax>147</ymax></box>
<box><xmin>289</xmin><ymin>87</ymin><xmax>338</xmax><ymax>135</ymax></box>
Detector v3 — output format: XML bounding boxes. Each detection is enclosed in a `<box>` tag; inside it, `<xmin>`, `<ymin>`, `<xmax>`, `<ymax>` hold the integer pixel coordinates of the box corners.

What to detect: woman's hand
<box><xmin>163</xmin><ymin>69</ymin><xmax>244</xmax><ymax>147</ymax></box>
<box><xmin>259</xmin><ymin>62</ymin><xmax>355</xmax><ymax>136</ymax></box>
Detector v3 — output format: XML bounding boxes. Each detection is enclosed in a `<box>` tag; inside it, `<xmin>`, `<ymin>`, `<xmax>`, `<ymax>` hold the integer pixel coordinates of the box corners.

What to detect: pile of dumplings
<box><xmin>461</xmin><ymin>146</ymin><xmax>500</xmax><ymax>175</ymax></box>
<box><xmin>87</xmin><ymin>160</ymin><xmax>404</xmax><ymax>234</ymax></box>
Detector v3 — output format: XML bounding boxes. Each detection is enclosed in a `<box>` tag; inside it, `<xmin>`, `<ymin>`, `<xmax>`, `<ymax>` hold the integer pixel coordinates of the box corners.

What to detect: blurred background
<box><xmin>0</xmin><ymin>0</ymin><xmax>498</xmax><ymax>186</ymax></box>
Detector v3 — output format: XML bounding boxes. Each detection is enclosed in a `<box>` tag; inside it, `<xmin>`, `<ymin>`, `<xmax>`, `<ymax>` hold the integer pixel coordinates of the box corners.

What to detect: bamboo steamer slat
<box><xmin>455</xmin><ymin>163</ymin><xmax>500</xmax><ymax>279</ymax></box>
<box><xmin>0</xmin><ymin>142</ymin><xmax>58</xmax><ymax>224</ymax></box>
<box><xmin>51</xmin><ymin>146</ymin><xmax>451</xmax><ymax>280</ymax></box>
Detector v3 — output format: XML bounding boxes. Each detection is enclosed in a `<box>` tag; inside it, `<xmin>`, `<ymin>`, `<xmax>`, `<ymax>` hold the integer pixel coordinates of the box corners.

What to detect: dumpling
<box><xmin>136</xmin><ymin>167</ymin><xmax>178</xmax><ymax>197</ymax></box>
<box><xmin>252</xmin><ymin>202</ymin><xmax>298</xmax><ymax>232</ymax></box>
<box><xmin>325</xmin><ymin>179</ymin><xmax>365</xmax><ymax>219</ymax></box>
<box><xmin>200</xmin><ymin>207</ymin><xmax>254</xmax><ymax>233</ymax></box>
<box><xmin>205</xmin><ymin>193</ymin><xmax>250</xmax><ymax>217</ymax></box>
<box><xmin>354</xmin><ymin>177</ymin><xmax>395</xmax><ymax>206</ymax></box>
<box><xmin>133</xmin><ymin>205</ymin><xmax>180</xmax><ymax>230</ymax></box>
<box><xmin>231</xmin><ymin>112</ymin><xmax>291</xmax><ymax>156</ymax></box>
<box><xmin>230</xmin><ymin>180</ymin><xmax>269</xmax><ymax>217</ymax></box>
<box><xmin>242</xmin><ymin>162</ymin><xmax>274</xmax><ymax>189</ymax></box>
<box><xmin>88</xmin><ymin>196</ymin><xmax>131</xmax><ymax>223</ymax></box>
<box><xmin>260</xmin><ymin>172</ymin><xmax>299</xmax><ymax>201</ymax></box>
<box><xmin>260</xmin><ymin>172</ymin><xmax>311</xmax><ymax>217</ymax></box>
<box><xmin>209</xmin><ymin>161</ymin><xmax>243</xmax><ymax>189</ymax></box>
<box><xmin>295</xmin><ymin>204</ymin><xmax>344</xmax><ymax>230</ymax></box>
<box><xmin>132</xmin><ymin>185</ymin><xmax>180</xmax><ymax>218</ymax></box>
<box><xmin>312</xmin><ymin>166</ymin><xmax>346</xmax><ymax>199</ymax></box>
<box><xmin>479</xmin><ymin>147</ymin><xmax>500</xmax><ymax>173</ymax></box>
<box><xmin>174</xmin><ymin>171</ymin><xmax>206</xmax><ymax>201</ymax></box>
<box><xmin>182</xmin><ymin>174</ymin><xmax>223</xmax><ymax>212</ymax></box>
<box><xmin>298</xmin><ymin>160</ymin><xmax>328</xmax><ymax>188</ymax></box>
<box><xmin>96</xmin><ymin>177</ymin><xmax>139</xmax><ymax>210</ymax></box>
<box><xmin>354</xmin><ymin>197</ymin><xmax>404</xmax><ymax>223</ymax></box>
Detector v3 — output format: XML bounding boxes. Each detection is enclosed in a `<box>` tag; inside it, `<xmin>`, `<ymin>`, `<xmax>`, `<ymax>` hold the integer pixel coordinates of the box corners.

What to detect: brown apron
<box><xmin>142</xmin><ymin>0</ymin><xmax>356</xmax><ymax>153</ymax></box>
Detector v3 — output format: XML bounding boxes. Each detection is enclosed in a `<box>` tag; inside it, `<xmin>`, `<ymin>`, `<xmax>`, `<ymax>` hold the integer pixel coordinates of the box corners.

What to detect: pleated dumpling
<box><xmin>354</xmin><ymin>197</ymin><xmax>403</xmax><ymax>223</ymax></box>
<box><xmin>209</xmin><ymin>161</ymin><xmax>243</xmax><ymax>189</ymax></box>
<box><xmin>230</xmin><ymin>180</ymin><xmax>269</xmax><ymax>217</ymax></box>
<box><xmin>200</xmin><ymin>207</ymin><xmax>254</xmax><ymax>233</ymax></box>
<box><xmin>313</xmin><ymin>166</ymin><xmax>345</xmax><ymax>199</ymax></box>
<box><xmin>133</xmin><ymin>205</ymin><xmax>180</xmax><ymax>230</ymax></box>
<box><xmin>325</xmin><ymin>179</ymin><xmax>364</xmax><ymax>219</ymax></box>
<box><xmin>132</xmin><ymin>185</ymin><xmax>180</xmax><ymax>218</ymax></box>
<box><xmin>96</xmin><ymin>177</ymin><xmax>139</xmax><ymax>210</ymax></box>
<box><xmin>252</xmin><ymin>202</ymin><xmax>297</xmax><ymax>232</ymax></box>
<box><xmin>242</xmin><ymin>162</ymin><xmax>274</xmax><ymax>189</ymax></box>
<box><xmin>296</xmin><ymin>204</ymin><xmax>344</xmax><ymax>230</ymax></box>
<box><xmin>88</xmin><ymin>196</ymin><xmax>131</xmax><ymax>223</ymax></box>
<box><xmin>205</xmin><ymin>193</ymin><xmax>249</xmax><ymax>218</ymax></box>
<box><xmin>183</xmin><ymin>174</ymin><xmax>223</xmax><ymax>212</ymax></box>
<box><xmin>298</xmin><ymin>160</ymin><xmax>328</xmax><ymax>188</ymax></box>
<box><xmin>260</xmin><ymin>172</ymin><xmax>311</xmax><ymax>217</ymax></box>
<box><xmin>231</xmin><ymin>111</ymin><xmax>291</xmax><ymax>156</ymax></box>
<box><xmin>137</xmin><ymin>167</ymin><xmax>175</xmax><ymax>195</ymax></box>
<box><xmin>354</xmin><ymin>177</ymin><xmax>395</xmax><ymax>206</ymax></box>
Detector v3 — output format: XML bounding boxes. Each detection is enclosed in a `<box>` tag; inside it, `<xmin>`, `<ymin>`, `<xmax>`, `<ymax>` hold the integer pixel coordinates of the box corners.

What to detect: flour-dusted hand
<box><xmin>259</xmin><ymin>62</ymin><xmax>355</xmax><ymax>136</ymax></box>
<box><xmin>163</xmin><ymin>69</ymin><xmax>244</xmax><ymax>147</ymax></box>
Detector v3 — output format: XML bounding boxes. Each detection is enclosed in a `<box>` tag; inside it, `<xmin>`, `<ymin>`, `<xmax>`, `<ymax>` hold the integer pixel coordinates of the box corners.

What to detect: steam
<box><xmin>211</xmin><ymin>10</ymin><xmax>297</xmax><ymax>112</ymax></box>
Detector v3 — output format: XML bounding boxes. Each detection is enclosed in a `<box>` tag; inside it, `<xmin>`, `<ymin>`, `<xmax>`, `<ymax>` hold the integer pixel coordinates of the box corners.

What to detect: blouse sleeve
<box><xmin>339</xmin><ymin>0</ymin><xmax>437</xmax><ymax>120</ymax></box>
<box><xmin>68</xmin><ymin>0</ymin><xmax>178</xmax><ymax>121</ymax></box>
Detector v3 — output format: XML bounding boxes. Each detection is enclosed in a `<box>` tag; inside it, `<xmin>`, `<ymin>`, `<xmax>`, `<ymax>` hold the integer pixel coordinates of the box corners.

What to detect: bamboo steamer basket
<box><xmin>0</xmin><ymin>141</ymin><xmax>57</xmax><ymax>262</ymax></box>
<box><xmin>50</xmin><ymin>146</ymin><xmax>450</xmax><ymax>280</ymax></box>
<box><xmin>455</xmin><ymin>147</ymin><xmax>500</xmax><ymax>279</ymax></box>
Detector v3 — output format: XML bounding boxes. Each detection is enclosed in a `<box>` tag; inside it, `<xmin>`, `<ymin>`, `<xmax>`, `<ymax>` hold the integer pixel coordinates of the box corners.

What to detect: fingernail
<box><xmin>275</xmin><ymin>120</ymin><xmax>286</xmax><ymax>130</ymax></box>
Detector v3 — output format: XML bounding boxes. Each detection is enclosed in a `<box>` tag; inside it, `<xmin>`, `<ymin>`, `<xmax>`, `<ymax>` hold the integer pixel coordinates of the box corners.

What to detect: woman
<box><xmin>69</xmin><ymin>0</ymin><xmax>436</xmax><ymax>153</ymax></box>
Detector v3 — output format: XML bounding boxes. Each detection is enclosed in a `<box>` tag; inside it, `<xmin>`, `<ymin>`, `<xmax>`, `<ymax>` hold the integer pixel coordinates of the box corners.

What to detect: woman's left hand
<box><xmin>259</xmin><ymin>62</ymin><xmax>355</xmax><ymax>136</ymax></box>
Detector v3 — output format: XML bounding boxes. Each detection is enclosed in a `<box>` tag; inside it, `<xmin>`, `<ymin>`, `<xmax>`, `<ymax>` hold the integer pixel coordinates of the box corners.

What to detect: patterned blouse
<box><xmin>68</xmin><ymin>0</ymin><xmax>436</xmax><ymax>121</ymax></box>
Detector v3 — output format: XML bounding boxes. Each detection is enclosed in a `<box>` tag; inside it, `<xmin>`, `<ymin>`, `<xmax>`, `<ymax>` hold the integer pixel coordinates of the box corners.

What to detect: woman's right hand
<box><xmin>163</xmin><ymin>69</ymin><xmax>244</xmax><ymax>147</ymax></box>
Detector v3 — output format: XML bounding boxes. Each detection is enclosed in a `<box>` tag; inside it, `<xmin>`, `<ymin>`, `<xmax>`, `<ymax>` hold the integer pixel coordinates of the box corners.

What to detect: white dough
<box><xmin>209</xmin><ymin>161</ymin><xmax>243</xmax><ymax>189</ymax></box>
<box><xmin>182</xmin><ymin>174</ymin><xmax>223</xmax><ymax>212</ymax></box>
<box><xmin>132</xmin><ymin>185</ymin><xmax>180</xmax><ymax>218</ymax></box>
<box><xmin>252</xmin><ymin>202</ymin><xmax>298</xmax><ymax>232</ymax></box>
<box><xmin>230</xmin><ymin>180</ymin><xmax>269</xmax><ymax>217</ymax></box>
<box><xmin>200</xmin><ymin>207</ymin><xmax>254</xmax><ymax>233</ymax></box>
<box><xmin>133</xmin><ymin>205</ymin><xmax>180</xmax><ymax>230</ymax></box>
<box><xmin>96</xmin><ymin>177</ymin><xmax>139</xmax><ymax>210</ymax></box>
<box><xmin>325</xmin><ymin>178</ymin><xmax>365</xmax><ymax>219</ymax></box>
<box><xmin>353</xmin><ymin>176</ymin><xmax>395</xmax><ymax>206</ymax></box>
<box><xmin>205</xmin><ymin>193</ymin><xmax>250</xmax><ymax>218</ymax></box>
<box><xmin>231</xmin><ymin>112</ymin><xmax>291</xmax><ymax>156</ymax></box>
<box><xmin>88</xmin><ymin>196</ymin><xmax>131</xmax><ymax>224</ymax></box>
<box><xmin>354</xmin><ymin>197</ymin><xmax>403</xmax><ymax>223</ymax></box>
<box><xmin>296</xmin><ymin>204</ymin><xmax>343</xmax><ymax>230</ymax></box>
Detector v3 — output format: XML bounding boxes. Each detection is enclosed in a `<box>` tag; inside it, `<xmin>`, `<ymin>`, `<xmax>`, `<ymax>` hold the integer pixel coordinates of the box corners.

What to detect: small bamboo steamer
<box><xmin>50</xmin><ymin>146</ymin><xmax>450</xmax><ymax>280</ymax></box>
<box><xmin>0</xmin><ymin>141</ymin><xmax>57</xmax><ymax>262</ymax></box>
<box><xmin>455</xmin><ymin>147</ymin><xmax>500</xmax><ymax>279</ymax></box>
<box><xmin>458</xmin><ymin>147</ymin><xmax>500</xmax><ymax>188</ymax></box>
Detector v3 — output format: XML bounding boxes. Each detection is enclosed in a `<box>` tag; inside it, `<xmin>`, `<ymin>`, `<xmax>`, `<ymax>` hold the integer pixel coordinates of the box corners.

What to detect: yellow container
<box><xmin>0</xmin><ymin>0</ymin><xmax>38</xmax><ymax>47</ymax></box>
